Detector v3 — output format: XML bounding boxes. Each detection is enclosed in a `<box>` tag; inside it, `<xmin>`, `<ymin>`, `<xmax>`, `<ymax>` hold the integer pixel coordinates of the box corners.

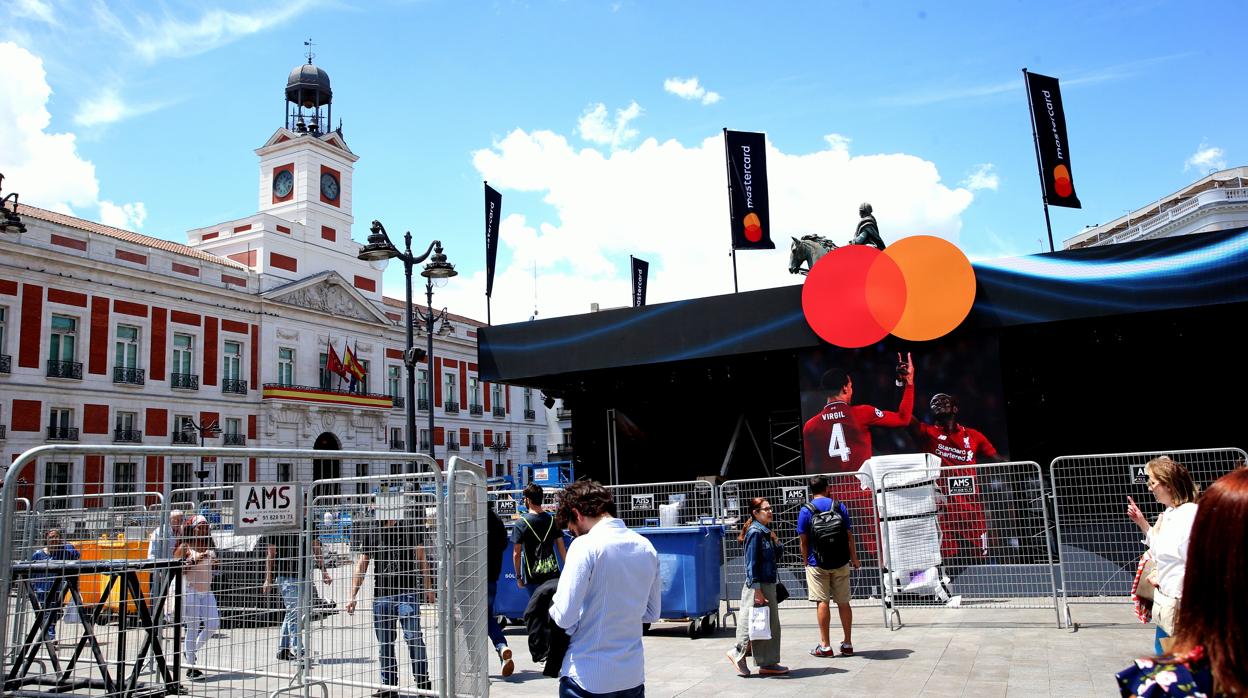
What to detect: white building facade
<box><xmin>0</xmin><ymin>60</ymin><xmax>545</xmax><ymax>508</ymax></box>
<box><xmin>1063</xmin><ymin>166</ymin><xmax>1248</xmax><ymax>249</ymax></box>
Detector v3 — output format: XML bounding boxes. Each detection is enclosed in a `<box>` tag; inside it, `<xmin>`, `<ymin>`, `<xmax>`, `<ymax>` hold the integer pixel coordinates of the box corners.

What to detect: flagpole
<box><xmin>1023</xmin><ymin>68</ymin><xmax>1056</xmax><ymax>252</ymax></box>
<box><xmin>723</xmin><ymin>128</ymin><xmax>740</xmax><ymax>293</ymax></box>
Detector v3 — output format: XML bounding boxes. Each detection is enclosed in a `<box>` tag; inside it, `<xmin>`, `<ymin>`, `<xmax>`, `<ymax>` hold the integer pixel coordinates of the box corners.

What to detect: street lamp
<box><xmin>358</xmin><ymin>220</ymin><xmax>456</xmax><ymax>464</ymax></box>
<box><xmin>181</xmin><ymin>417</ymin><xmax>220</xmax><ymax>501</ymax></box>
<box><xmin>1</xmin><ymin>174</ymin><xmax>28</xmax><ymax>235</ymax></box>
<box><xmin>490</xmin><ymin>437</ymin><xmax>509</xmax><ymax>476</ymax></box>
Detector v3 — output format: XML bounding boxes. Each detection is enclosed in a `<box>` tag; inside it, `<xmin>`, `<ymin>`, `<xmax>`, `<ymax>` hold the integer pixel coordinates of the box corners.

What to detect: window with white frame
<box><xmin>223</xmin><ymin>341</ymin><xmax>242</xmax><ymax>381</ymax></box>
<box><xmin>223</xmin><ymin>462</ymin><xmax>243</xmax><ymax>494</ymax></box>
<box><xmin>492</xmin><ymin>383</ymin><xmax>504</xmax><ymax>409</ymax></box>
<box><xmin>277</xmin><ymin>347</ymin><xmax>295</xmax><ymax>386</ymax></box>
<box><xmin>524</xmin><ymin>387</ymin><xmax>533</xmax><ymax>412</ymax></box>
<box><xmin>359</xmin><ymin>360</ymin><xmax>370</xmax><ymax>394</ymax></box>
<box><xmin>172</xmin><ymin>462</ymin><xmax>194</xmax><ymax>497</ymax></box>
<box><xmin>225</xmin><ymin>418</ymin><xmax>241</xmax><ymax>436</ymax></box>
<box><xmin>43</xmin><ymin>461</ymin><xmax>72</xmax><ymax>508</ymax></box>
<box><xmin>172</xmin><ymin>333</ymin><xmax>194</xmax><ymax>377</ymax></box>
<box><xmin>390</xmin><ymin>426</ymin><xmax>403</xmax><ymax>448</ymax></box>
<box><xmin>418</xmin><ymin>369</ymin><xmax>429</xmax><ymax>402</ymax></box>
<box><xmin>420</xmin><ymin>429</ymin><xmax>430</xmax><ymax>450</ymax></box>
<box><xmin>49</xmin><ymin>407</ymin><xmax>73</xmax><ymax>439</ymax></box>
<box><xmin>387</xmin><ymin>365</ymin><xmax>401</xmax><ymax>398</ymax></box>
<box><xmin>113</xmin><ymin>461</ymin><xmax>138</xmax><ymax>506</ymax></box>
<box><xmin>319</xmin><ymin>352</ymin><xmax>331</xmax><ymax>389</ymax></box>
<box><xmin>115</xmin><ymin>325</ymin><xmax>139</xmax><ymax>369</ymax></box>
<box><xmin>0</xmin><ymin>306</ymin><xmax>8</xmax><ymax>355</ymax></box>
<box><xmin>356</xmin><ymin>463</ymin><xmax>369</xmax><ymax>494</ymax></box>
<box><xmin>445</xmin><ymin>371</ymin><xmax>456</xmax><ymax>403</ymax></box>
<box><xmin>469</xmin><ymin>377</ymin><xmax>480</xmax><ymax>406</ymax></box>
<box><xmin>48</xmin><ymin>315</ymin><xmax>77</xmax><ymax>362</ymax></box>
<box><xmin>115</xmin><ymin>411</ymin><xmax>138</xmax><ymax>441</ymax></box>
<box><xmin>277</xmin><ymin>463</ymin><xmax>293</xmax><ymax>482</ymax></box>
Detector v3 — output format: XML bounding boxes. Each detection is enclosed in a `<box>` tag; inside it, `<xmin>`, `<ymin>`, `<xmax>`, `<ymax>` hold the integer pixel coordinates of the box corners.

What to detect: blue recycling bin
<box><xmin>637</xmin><ymin>525</ymin><xmax>725</xmax><ymax>638</ymax></box>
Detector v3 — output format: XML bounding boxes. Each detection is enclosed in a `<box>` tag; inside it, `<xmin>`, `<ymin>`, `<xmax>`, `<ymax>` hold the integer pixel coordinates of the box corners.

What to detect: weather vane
<box><xmin>304</xmin><ymin>38</ymin><xmax>316</xmax><ymax>64</ymax></box>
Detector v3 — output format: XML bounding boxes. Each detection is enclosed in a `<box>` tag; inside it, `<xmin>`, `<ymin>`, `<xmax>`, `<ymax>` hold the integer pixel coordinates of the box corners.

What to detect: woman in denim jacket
<box><xmin>726</xmin><ymin>497</ymin><xmax>787</xmax><ymax>676</ymax></box>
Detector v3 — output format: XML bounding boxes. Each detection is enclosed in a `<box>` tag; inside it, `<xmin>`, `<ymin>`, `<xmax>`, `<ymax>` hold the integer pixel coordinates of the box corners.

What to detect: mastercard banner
<box><xmin>723</xmin><ymin>129</ymin><xmax>775</xmax><ymax>250</ymax></box>
<box><xmin>1025</xmin><ymin>71</ymin><xmax>1082</xmax><ymax>209</ymax></box>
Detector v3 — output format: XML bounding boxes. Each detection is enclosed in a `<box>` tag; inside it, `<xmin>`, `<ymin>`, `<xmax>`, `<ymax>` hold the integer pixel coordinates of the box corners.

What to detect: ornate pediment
<box><xmin>265</xmin><ymin>272</ymin><xmax>391</xmax><ymax>324</ymax></box>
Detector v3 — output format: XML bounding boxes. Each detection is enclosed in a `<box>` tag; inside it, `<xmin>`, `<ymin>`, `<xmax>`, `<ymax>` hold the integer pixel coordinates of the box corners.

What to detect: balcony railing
<box><xmin>222</xmin><ymin>378</ymin><xmax>248</xmax><ymax>395</ymax></box>
<box><xmin>46</xmin><ymin>360</ymin><xmax>82</xmax><ymax>380</ymax></box>
<box><xmin>113</xmin><ymin>429</ymin><xmax>143</xmax><ymax>443</ymax></box>
<box><xmin>172</xmin><ymin>431</ymin><xmax>197</xmax><ymax>445</ymax></box>
<box><xmin>171</xmin><ymin>373</ymin><xmax>199</xmax><ymax>390</ymax></box>
<box><xmin>47</xmin><ymin>426</ymin><xmax>79</xmax><ymax>441</ymax></box>
<box><xmin>444</xmin><ymin>401</ymin><xmax>459</xmax><ymax>414</ymax></box>
<box><xmin>493</xmin><ymin>406</ymin><xmax>506</xmax><ymax>418</ymax></box>
<box><xmin>555</xmin><ymin>444</ymin><xmax>574</xmax><ymax>458</ymax></box>
<box><xmin>469</xmin><ymin>404</ymin><xmax>484</xmax><ymax>416</ymax></box>
<box><xmin>524</xmin><ymin>409</ymin><xmax>536</xmax><ymax>420</ymax></box>
<box><xmin>526</xmin><ymin>445</ymin><xmax>538</xmax><ymax>454</ymax></box>
<box><xmin>223</xmin><ymin>433</ymin><xmax>246</xmax><ymax>446</ymax></box>
<box><xmin>392</xmin><ymin>395</ymin><xmax>404</xmax><ymax>409</ymax></box>
<box><xmin>0</xmin><ymin>425</ymin><xmax>7</xmax><ymax>439</ymax></box>
<box><xmin>447</xmin><ymin>441</ymin><xmax>460</xmax><ymax>452</ymax></box>
<box><xmin>556</xmin><ymin>409</ymin><xmax>572</xmax><ymax>420</ymax></box>
<box><xmin>419</xmin><ymin>440</ymin><xmax>431</xmax><ymax>451</ymax></box>
<box><xmin>470</xmin><ymin>441</ymin><xmax>484</xmax><ymax>452</ymax></box>
<box><xmin>0</xmin><ymin>354</ymin><xmax>10</xmax><ymax>374</ymax></box>
<box><xmin>418</xmin><ymin>398</ymin><xmax>430</xmax><ymax>411</ymax></box>
<box><xmin>113</xmin><ymin>366</ymin><xmax>145</xmax><ymax>385</ymax></box>
<box><xmin>390</xmin><ymin>439</ymin><xmax>406</xmax><ymax>450</ymax></box>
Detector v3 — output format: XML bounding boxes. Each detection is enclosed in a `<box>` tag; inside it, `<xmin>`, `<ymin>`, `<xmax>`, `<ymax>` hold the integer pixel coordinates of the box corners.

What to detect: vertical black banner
<box><xmin>630</xmin><ymin>256</ymin><xmax>649</xmax><ymax>307</ymax></box>
<box><xmin>484</xmin><ymin>183</ymin><xmax>502</xmax><ymax>297</ymax></box>
<box><xmin>1024</xmin><ymin>71</ymin><xmax>1082</xmax><ymax>209</ymax></box>
<box><xmin>723</xmin><ymin>129</ymin><xmax>775</xmax><ymax>249</ymax></box>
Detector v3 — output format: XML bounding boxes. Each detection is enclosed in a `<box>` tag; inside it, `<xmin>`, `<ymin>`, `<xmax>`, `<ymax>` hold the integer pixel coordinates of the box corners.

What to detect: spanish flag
<box><xmin>343</xmin><ymin>344</ymin><xmax>367</xmax><ymax>382</ymax></box>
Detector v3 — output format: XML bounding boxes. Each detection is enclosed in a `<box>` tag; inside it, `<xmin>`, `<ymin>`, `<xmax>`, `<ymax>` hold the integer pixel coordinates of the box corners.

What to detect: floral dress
<box><xmin>1117</xmin><ymin>646</ymin><xmax>1216</xmax><ymax>697</ymax></box>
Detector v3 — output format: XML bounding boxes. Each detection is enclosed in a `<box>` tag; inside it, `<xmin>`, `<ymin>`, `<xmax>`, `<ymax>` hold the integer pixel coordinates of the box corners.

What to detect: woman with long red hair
<box><xmin>1118</xmin><ymin>468</ymin><xmax>1248</xmax><ymax>696</ymax></box>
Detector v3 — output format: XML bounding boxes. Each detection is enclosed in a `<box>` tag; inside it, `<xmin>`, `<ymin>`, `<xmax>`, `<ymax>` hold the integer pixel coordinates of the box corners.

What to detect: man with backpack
<box><xmin>797</xmin><ymin>476</ymin><xmax>861</xmax><ymax>658</ymax></box>
<box><xmin>511</xmin><ymin>483</ymin><xmax>568</xmax><ymax>591</ymax></box>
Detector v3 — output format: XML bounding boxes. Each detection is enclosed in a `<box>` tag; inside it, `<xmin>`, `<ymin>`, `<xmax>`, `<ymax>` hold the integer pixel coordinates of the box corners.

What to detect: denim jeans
<box><xmin>34</xmin><ymin>590</ymin><xmax>62</xmax><ymax>642</ymax></box>
<box><xmin>558</xmin><ymin>676</ymin><xmax>645</xmax><ymax>697</ymax></box>
<box><xmin>373</xmin><ymin>593</ymin><xmax>429</xmax><ymax>686</ymax></box>
<box><xmin>276</xmin><ymin>577</ymin><xmax>305</xmax><ymax>652</ymax></box>
<box><xmin>486</xmin><ymin>581</ymin><xmax>506</xmax><ymax>649</ymax></box>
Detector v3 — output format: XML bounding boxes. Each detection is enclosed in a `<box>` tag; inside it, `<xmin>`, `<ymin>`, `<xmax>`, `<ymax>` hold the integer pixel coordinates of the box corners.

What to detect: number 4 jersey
<box><xmin>802</xmin><ymin>383</ymin><xmax>914</xmax><ymax>474</ymax></box>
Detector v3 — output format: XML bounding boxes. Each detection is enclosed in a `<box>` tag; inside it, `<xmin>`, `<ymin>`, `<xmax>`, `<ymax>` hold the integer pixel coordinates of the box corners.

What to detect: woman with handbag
<box><xmin>1117</xmin><ymin>468</ymin><xmax>1248</xmax><ymax>697</ymax></box>
<box><xmin>725</xmin><ymin>498</ymin><xmax>787</xmax><ymax>677</ymax></box>
<box><xmin>1126</xmin><ymin>456</ymin><xmax>1199</xmax><ymax>654</ymax></box>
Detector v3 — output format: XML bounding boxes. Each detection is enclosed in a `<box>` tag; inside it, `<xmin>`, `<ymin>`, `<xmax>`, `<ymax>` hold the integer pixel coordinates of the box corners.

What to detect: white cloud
<box><xmin>663</xmin><ymin>76</ymin><xmax>721</xmax><ymax>105</ymax></box>
<box><xmin>98</xmin><ymin>201</ymin><xmax>147</xmax><ymax>230</ymax></box>
<box><xmin>73</xmin><ymin>88</ymin><xmax>174</xmax><ymax>127</ymax></box>
<box><xmin>962</xmin><ymin>163</ymin><xmax>999</xmax><ymax>192</ymax></box>
<box><xmin>577</xmin><ymin>101</ymin><xmax>642</xmax><ymax>148</ymax></box>
<box><xmin>1184</xmin><ymin>141</ymin><xmax>1226</xmax><ymax>173</ymax></box>
<box><xmin>457</xmin><ymin>127</ymin><xmax>976</xmax><ymax>324</ymax></box>
<box><xmin>12</xmin><ymin>0</ymin><xmax>56</xmax><ymax>25</ymax></box>
<box><xmin>130</xmin><ymin>4</ymin><xmax>309</xmax><ymax>62</ymax></box>
<box><xmin>0</xmin><ymin>43</ymin><xmax>146</xmax><ymax>227</ymax></box>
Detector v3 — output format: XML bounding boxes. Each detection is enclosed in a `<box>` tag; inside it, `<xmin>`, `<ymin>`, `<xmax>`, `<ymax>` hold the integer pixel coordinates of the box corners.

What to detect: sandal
<box><xmin>839</xmin><ymin>642</ymin><xmax>854</xmax><ymax>656</ymax></box>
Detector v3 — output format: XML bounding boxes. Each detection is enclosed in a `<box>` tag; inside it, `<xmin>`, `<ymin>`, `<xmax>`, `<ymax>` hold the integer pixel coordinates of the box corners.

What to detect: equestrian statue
<box><xmin>788</xmin><ymin>202</ymin><xmax>887</xmax><ymax>275</ymax></box>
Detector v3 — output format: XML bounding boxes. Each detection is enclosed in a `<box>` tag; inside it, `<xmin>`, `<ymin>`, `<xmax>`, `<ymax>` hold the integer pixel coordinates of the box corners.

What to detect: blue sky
<box><xmin>2</xmin><ymin>0</ymin><xmax>1244</xmax><ymax>323</ymax></box>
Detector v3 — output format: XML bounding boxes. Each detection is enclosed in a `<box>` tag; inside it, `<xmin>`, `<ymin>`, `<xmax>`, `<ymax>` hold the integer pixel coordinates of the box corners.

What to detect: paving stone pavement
<box><xmin>489</xmin><ymin>603</ymin><xmax>1151</xmax><ymax>697</ymax></box>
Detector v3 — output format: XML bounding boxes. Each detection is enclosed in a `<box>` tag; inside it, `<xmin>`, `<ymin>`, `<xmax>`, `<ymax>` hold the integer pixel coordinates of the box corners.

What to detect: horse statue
<box><xmin>788</xmin><ymin>234</ymin><xmax>839</xmax><ymax>275</ymax></box>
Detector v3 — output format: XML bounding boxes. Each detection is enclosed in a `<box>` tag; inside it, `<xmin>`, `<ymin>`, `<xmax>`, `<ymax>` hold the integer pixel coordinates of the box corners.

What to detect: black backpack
<box><xmin>804</xmin><ymin>500</ymin><xmax>850</xmax><ymax>569</ymax></box>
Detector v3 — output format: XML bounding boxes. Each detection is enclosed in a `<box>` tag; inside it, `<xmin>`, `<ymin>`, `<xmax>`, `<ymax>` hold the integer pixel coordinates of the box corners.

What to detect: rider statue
<box><xmin>852</xmin><ymin>202</ymin><xmax>886</xmax><ymax>250</ymax></box>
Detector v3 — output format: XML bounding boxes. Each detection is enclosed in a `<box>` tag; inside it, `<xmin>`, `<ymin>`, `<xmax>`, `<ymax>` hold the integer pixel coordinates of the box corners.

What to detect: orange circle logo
<box><xmin>801</xmin><ymin>236</ymin><xmax>976</xmax><ymax>348</ymax></box>
<box><xmin>743</xmin><ymin>212</ymin><xmax>763</xmax><ymax>243</ymax></box>
<box><xmin>1052</xmin><ymin>164</ymin><xmax>1073</xmax><ymax>198</ymax></box>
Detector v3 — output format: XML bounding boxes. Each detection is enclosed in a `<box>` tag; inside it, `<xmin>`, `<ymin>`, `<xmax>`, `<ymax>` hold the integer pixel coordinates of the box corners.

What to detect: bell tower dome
<box><xmin>285</xmin><ymin>40</ymin><xmax>333</xmax><ymax>134</ymax></box>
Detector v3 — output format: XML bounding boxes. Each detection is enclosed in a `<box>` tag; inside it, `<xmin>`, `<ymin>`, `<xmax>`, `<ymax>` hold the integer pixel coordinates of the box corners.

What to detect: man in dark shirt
<box><xmin>511</xmin><ymin>483</ymin><xmax>568</xmax><ymax>591</ymax></box>
<box><xmin>487</xmin><ymin>507</ymin><xmax>514</xmax><ymax>676</ymax></box>
<box><xmin>347</xmin><ymin>510</ymin><xmax>432</xmax><ymax>696</ymax></box>
<box><xmin>262</xmin><ymin>530</ymin><xmax>331</xmax><ymax>661</ymax></box>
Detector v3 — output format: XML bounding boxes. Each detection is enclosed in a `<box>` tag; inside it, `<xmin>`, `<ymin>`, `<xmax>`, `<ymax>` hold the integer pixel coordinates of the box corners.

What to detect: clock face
<box><xmin>272</xmin><ymin>169</ymin><xmax>294</xmax><ymax>198</ymax></box>
<box><xmin>320</xmin><ymin>172</ymin><xmax>340</xmax><ymax>201</ymax></box>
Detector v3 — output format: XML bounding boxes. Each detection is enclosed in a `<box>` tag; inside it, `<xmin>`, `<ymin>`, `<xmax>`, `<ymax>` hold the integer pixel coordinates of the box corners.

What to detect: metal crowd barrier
<box><xmin>1049</xmin><ymin>447</ymin><xmax>1245</xmax><ymax>630</ymax></box>
<box><xmin>604</xmin><ymin>480</ymin><xmax>717</xmax><ymax>529</ymax></box>
<box><xmin>877</xmin><ymin>461</ymin><xmax>1060</xmax><ymax>629</ymax></box>
<box><xmin>0</xmin><ymin>446</ymin><xmax>488</xmax><ymax>698</ymax></box>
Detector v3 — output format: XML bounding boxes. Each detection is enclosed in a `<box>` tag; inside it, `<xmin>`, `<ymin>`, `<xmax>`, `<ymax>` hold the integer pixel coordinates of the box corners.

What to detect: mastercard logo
<box><xmin>743</xmin><ymin>212</ymin><xmax>763</xmax><ymax>243</ymax></box>
<box><xmin>801</xmin><ymin>235</ymin><xmax>976</xmax><ymax>348</ymax></box>
<box><xmin>1052</xmin><ymin>164</ymin><xmax>1073</xmax><ymax>198</ymax></box>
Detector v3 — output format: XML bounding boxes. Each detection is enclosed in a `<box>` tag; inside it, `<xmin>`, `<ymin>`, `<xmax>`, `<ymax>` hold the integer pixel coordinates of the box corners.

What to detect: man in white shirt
<box><xmin>549</xmin><ymin>481</ymin><xmax>661</xmax><ymax>697</ymax></box>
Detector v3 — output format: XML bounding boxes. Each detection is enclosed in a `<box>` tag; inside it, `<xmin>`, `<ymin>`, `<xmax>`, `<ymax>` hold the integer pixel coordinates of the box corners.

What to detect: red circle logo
<box><xmin>743</xmin><ymin>212</ymin><xmax>763</xmax><ymax>242</ymax></box>
<box><xmin>801</xmin><ymin>236</ymin><xmax>976</xmax><ymax>348</ymax></box>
